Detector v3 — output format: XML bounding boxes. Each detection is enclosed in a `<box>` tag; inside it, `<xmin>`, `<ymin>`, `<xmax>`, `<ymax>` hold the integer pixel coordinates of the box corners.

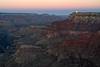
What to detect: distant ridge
<box><xmin>0</xmin><ymin>13</ymin><xmax>66</xmax><ymax>26</ymax></box>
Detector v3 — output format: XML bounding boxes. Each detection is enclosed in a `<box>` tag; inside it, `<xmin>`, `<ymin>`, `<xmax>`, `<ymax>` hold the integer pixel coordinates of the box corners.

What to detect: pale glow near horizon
<box><xmin>0</xmin><ymin>0</ymin><xmax>100</xmax><ymax>9</ymax></box>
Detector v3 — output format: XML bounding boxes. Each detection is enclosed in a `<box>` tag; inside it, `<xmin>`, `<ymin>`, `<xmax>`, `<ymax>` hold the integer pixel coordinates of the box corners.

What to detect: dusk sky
<box><xmin>0</xmin><ymin>0</ymin><xmax>100</xmax><ymax>15</ymax></box>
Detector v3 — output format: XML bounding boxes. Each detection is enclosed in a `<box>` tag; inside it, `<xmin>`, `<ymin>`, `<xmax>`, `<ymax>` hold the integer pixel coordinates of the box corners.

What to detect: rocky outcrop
<box><xmin>46</xmin><ymin>12</ymin><xmax>100</xmax><ymax>67</ymax></box>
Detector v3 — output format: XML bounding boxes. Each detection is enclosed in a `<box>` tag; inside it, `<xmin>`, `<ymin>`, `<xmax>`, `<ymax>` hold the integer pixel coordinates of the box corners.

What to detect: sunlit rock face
<box><xmin>47</xmin><ymin>12</ymin><xmax>100</xmax><ymax>37</ymax></box>
<box><xmin>45</xmin><ymin>12</ymin><xmax>100</xmax><ymax>66</ymax></box>
<box><xmin>71</xmin><ymin>12</ymin><xmax>100</xmax><ymax>31</ymax></box>
<box><xmin>50</xmin><ymin>12</ymin><xmax>100</xmax><ymax>32</ymax></box>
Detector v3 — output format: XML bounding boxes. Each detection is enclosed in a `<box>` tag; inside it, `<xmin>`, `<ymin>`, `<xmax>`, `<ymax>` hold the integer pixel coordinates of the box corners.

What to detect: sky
<box><xmin>0</xmin><ymin>0</ymin><xmax>100</xmax><ymax>15</ymax></box>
